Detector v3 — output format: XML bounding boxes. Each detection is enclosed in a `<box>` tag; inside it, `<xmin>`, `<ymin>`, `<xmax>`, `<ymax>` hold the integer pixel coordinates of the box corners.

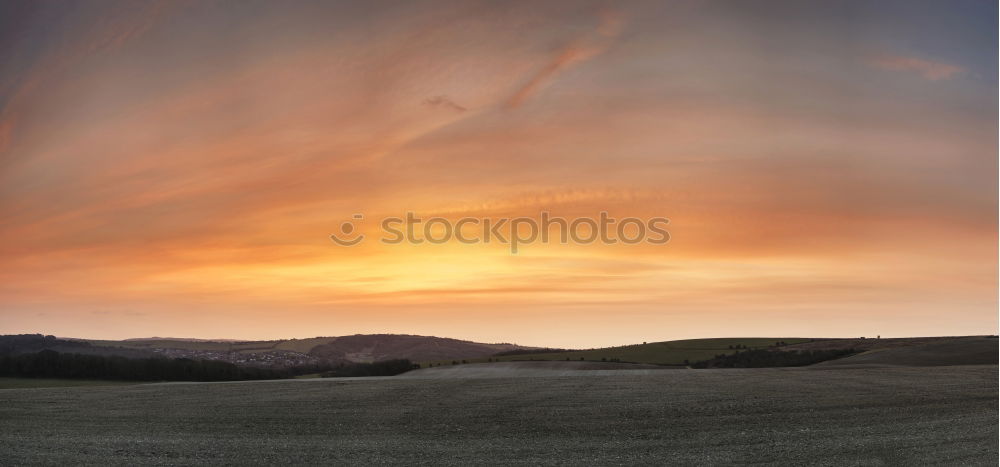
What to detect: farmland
<box><xmin>0</xmin><ymin>364</ymin><xmax>995</xmax><ymax>465</ymax></box>
<box><xmin>0</xmin><ymin>378</ymin><xmax>137</xmax><ymax>390</ymax></box>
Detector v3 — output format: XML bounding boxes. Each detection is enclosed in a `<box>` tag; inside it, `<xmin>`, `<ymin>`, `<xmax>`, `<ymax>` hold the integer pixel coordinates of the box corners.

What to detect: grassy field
<box><xmin>0</xmin><ymin>377</ymin><xmax>138</xmax><ymax>390</ymax></box>
<box><xmin>0</xmin><ymin>365</ymin><xmax>994</xmax><ymax>464</ymax></box>
<box><xmin>425</xmin><ymin>337</ymin><xmax>813</xmax><ymax>366</ymax></box>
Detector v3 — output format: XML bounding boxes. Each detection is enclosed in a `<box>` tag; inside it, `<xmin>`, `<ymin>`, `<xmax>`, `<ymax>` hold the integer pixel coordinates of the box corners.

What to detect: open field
<box><xmin>0</xmin><ymin>378</ymin><xmax>138</xmax><ymax>390</ymax></box>
<box><xmin>1</xmin><ymin>365</ymin><xmax>996</xmax><ymax>465</ymax></box>
<box><xmin>816</xmin><ymin>336</ymin><xmax>998</xmax><ymax>367</ymax></box>
<box><xmin>402</xmin><ymin>360</ymin><xmax>680</xmax><ymax>378</ymax></box>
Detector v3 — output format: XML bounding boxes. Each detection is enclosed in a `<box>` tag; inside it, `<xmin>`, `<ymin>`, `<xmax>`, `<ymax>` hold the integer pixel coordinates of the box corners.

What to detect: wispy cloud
<box><xmin>867</xmin><ymin>55</ymin><xmax>964</xmax><ymax>81</ymax></box>
<box><xmin>0</xmin><ymin>0</ymin><xmax>182</xmax><ymax>155</ymax></box>
<box><xmin>505</xmin><ymin>9</ymin><xmax>624</xmax><ymax>108</ymax></box>
<box><xmin>424</xmin><ymin>95</ymin><xmax>467</xmax><ymax>113</ymax></box>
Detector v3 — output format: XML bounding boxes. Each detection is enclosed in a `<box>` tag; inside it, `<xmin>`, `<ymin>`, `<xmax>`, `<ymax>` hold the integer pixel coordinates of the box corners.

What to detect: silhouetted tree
<box><xmin>320</xmin><ymin>359</ymin><xmax>418</xmax><ymax>377</ymax></box>
<box><xmin>0</xmin><ymin>350</ymin><xmax>289</xmax><ymax>381</ymax></box>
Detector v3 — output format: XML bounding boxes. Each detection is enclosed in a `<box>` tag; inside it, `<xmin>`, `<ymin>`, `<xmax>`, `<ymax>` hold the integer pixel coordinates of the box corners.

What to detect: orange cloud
<box><xmin>867</xmin><ymin>55</ymin><xmax>965</xmax><ymax>81</ymax></box>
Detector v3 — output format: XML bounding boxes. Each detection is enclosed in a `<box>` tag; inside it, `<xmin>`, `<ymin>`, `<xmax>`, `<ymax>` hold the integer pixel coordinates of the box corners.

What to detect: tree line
<box><xmin>0</xmin><ymin>349</ymin><xmax>421</xmax><ymax>381</ymax></box>
<box><xmin>0</xmin><ymin>349</ymin><xmax>289</xmax><ymax>381</ymax></box>
<box><xmin>320</xmin><ymin>359</ymin><xmax>418</xmax><ymax>377</ymax></box>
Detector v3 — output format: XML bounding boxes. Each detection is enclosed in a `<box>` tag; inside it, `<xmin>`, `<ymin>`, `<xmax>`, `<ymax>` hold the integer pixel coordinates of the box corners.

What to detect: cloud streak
<box><xmin>867</xmin><ymin>55</ymin><xmax>965</xmax><ymax>81</ymax></box>
<box><xmin>505</xmin><ymin>9</ymin><xmax>624</xmax><ymax>108</ymax></box>
<box><xmin>0</xmin><ymin>0</ymin><xmax>182</xmax><ymax>155</ymax></box>
<box><xmin>424</xmin><ymin>95</ymin><xmax>467</xmax><ymax>112</ymax></box>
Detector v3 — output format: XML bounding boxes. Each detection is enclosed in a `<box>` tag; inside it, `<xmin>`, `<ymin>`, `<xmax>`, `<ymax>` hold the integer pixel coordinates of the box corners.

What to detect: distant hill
<box><xmin>9</xmin><ymin>334</ymin><xmax>994</xmax><ymax>369</ymax></box>
<box><xmin>436</xmin><ymin>336</ymin><xmax>998</xmax><ymax>367</ymax></box>
<box><xmin>122</xmin><ymin>337</ymin><xmax>244</xmax><ymax>342</ymax></box>
<box><xmin>812</xmin><ymin>336</ymin><xmax>998</xmax><ymax>367</ymax></box>
<box><xmin>81</xmin><ymin>334</ymin><xmax>534</xmax><ymax>364</ymax></box>
<box><xmin>307</xmin><ymin>334</ymin><xmax>528</xmax><ymax>363</ymax></box>
<box><xmin>0</xmin><ymin>335</ymin><xmax>155</xmax><ymax>359</ymax></box>
<box><xmin>455</xmin><ymin>338</ymin><xmax>814</xmax><ymax>366</ymax></box>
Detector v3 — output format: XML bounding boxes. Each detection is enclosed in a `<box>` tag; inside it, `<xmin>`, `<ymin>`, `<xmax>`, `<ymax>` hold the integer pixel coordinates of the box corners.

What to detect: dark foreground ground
<box><xmin>0</xmin><ymin>365</ymin><xmax>996</xmax><ymax>465</ymax></box>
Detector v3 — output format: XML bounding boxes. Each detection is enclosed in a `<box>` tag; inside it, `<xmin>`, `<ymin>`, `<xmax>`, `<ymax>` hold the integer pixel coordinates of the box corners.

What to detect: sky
<box><xmin>0</xmin><ymin>0</ymin><xmax>996</xmax><ymax>348</ymax></box>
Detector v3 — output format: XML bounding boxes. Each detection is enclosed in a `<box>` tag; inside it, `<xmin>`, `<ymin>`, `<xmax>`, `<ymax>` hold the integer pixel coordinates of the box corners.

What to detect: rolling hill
<box><xmin>428</xmin><ymin>336</ymin><xmax>998</xmax><ymax>368</ymax></box>
<box><xmin>0</xmin><ymin>335</ymin><xmax>155</xmax><ymax>359</ymax></box>
<box><xmin>428</xmin><ymin>338</ymin><xmax>814</xmax><ymax>366</ymax></box>
<box><xmin>812</xmin><ymin>336</ymin><xmax>998</xmax><ymax>367</ymax></box>
<box><xmin>11</xmin><ymin>334</ymin><xmax>995</xmax><ymax>370</ymax></box>
<box><xmin>82</xmin><ymin>334</ymin><xmax>534</xmax><ymax>364</ymax></box>
<box><xmin>307</xmin><ymin>334</ymin><xmax>526</xmax><ymax>363</ymax></box>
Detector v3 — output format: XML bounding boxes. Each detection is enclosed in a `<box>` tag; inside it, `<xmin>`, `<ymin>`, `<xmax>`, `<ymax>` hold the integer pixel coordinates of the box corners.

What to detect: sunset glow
<box><xmin>1</xmin><ymin>0</ymin><xmax>996</xmax><ymax>347</ymax></box>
